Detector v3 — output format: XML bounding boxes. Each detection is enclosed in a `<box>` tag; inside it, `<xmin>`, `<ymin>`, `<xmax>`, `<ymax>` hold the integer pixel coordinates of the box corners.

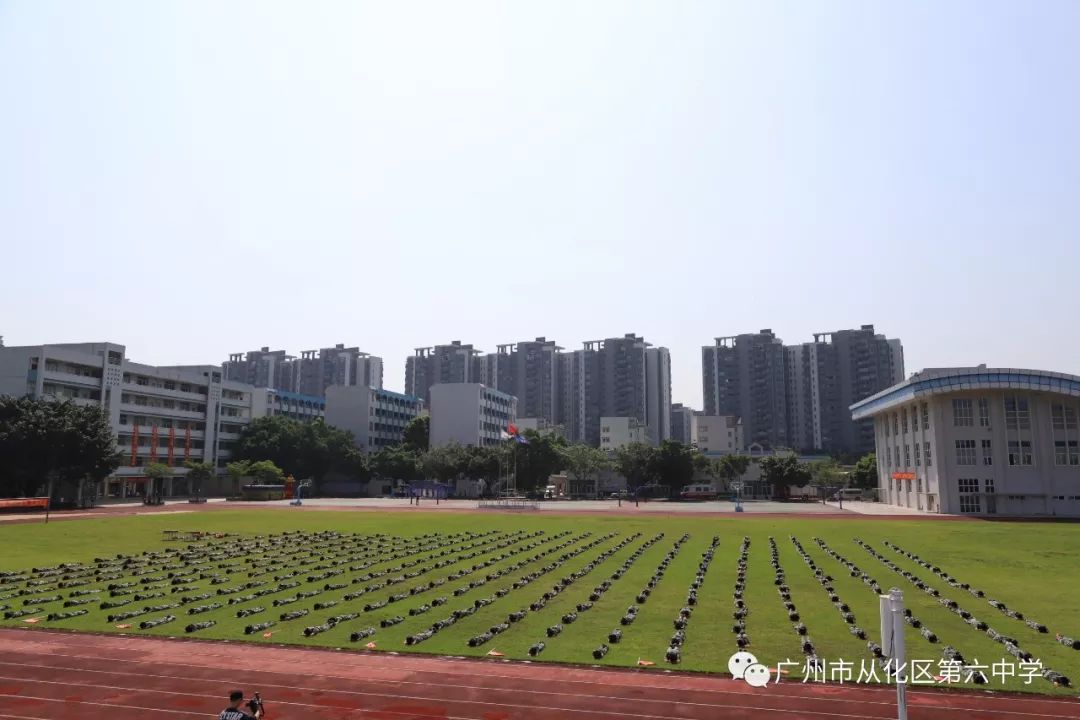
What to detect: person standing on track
<box><xmin>218</xmin><ymin>690</ymin><xmax>264</xmax><ymax>720</ymax></box>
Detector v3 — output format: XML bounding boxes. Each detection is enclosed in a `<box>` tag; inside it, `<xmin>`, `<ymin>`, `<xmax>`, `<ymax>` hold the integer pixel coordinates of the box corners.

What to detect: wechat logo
<box><xmin>728</xmin><ymin>651</ymin><xmax>771</xmax><ymax>688</ymax></box>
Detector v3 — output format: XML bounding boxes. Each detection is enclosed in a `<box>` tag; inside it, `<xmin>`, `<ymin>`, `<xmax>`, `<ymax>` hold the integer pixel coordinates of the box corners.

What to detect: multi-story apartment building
<box><xmin>224</xmin><ymin>347</ymin><xmax>293</xmax><ymax>389</ymax></box>
<box><xmin>670</xmin><ymin>403</ymin><xmax>696</xmax><ymax>445</ymax></box>
<box><xmin>405</xmin><ymin>341</ymin><xmax>483</xmax><ymax>402</ymax></box>
<box><xmin>225</xmin><ymin>344</ymin><xmax>383</xmax><ymax>396</ymax></box>
<box><xmin>851</xmin><ymin>366</ymin><xmax>1080</xmax><ymax>517</ymax></box>
<box><xmin>429</xmin><ymin>383</ymin><xmax>517</xmax><ymax>448</ymax></box>
<box><xmin>555</xmin><ymin>335</ymin><xmax>671</xmax><ymax>447</ymax></box>
<box><xmin>324</xmin><ymin>385</ymin><xmax>423</xmax><ymax>452</ymax></box>
<box><xmin>486</xmin><ymin>338</ymin><xmax>561</xmax><ymax>425</ymax></box>
<box><xmin>0</xmin><ymin>342</ymin><xmax>256</xmax><ymax>499</ymax></box>
<box><xmin>787</xmin><ymin>325</ymin><xmax>904</xmax><ymax>454</ymax></box>
<box><xmin>691</xmin><ymin>415</ymin><xmax>743</xmax><ymax>455</ymax></box>
<box><xmin>702</xmin><ymin>330</ymin><xmax>789</xmax><ymax>449</ymax></box>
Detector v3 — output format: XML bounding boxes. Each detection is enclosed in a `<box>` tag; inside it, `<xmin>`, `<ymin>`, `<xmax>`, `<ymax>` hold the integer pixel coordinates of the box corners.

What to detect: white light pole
<box><xmin>879</xmin><ymin>587</ymin><xmax>907</xmax><ymax>720</ymax></box>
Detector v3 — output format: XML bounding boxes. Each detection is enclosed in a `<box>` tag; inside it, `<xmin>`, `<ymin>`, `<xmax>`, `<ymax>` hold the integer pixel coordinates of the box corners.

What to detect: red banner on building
<box><xmin>130</xmin><ymin>425</ymin><xmax>139</xmax><ymax>466</ymax></box>
<box><xmin>892</xmin><ymin>472</ymin><xmax>915</xmax><ymax>480</ymax></box>
<box><xmin>167</xmin><ymin>426</ymin><xmax>176</xmax><ymax>465</ymax></box>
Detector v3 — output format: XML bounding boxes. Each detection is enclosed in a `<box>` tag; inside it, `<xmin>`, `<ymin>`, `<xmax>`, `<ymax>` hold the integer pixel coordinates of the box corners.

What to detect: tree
<box><xmin>402</xmin><ymin>416</ymin><xmax>430</xmax><ymax>453</ymax></box>
<box><xmin>511</xmin><ymin>431</ymin><xmax>569</xmax><ymax>492</ymax></box>
<box><xmin>143</xmin><ymin>462</ymin><xmax>172</xmax><ymax>505</ymax></box>
<box><xmin>422</xmin><ymin>443</ymin><xmax>471</xmax><ymax>483</ymax></box>
<box><xmin>559</xmin><ymin>444</ymin><xmax>610</xmax><ymax>499</ymax></box>
<box><xmin>248</xmin><ymin>460</ymin><xmax>284</xmax><ymax>484</ymax></box>
<box><xmin>225</xmin><ymin>460</ymin><xmax>252</xmax><ymax>497</ymax></box>
<box><xmin>758</xmin><ymin>454</ymin><xmax>811</xmax><ymax>498</ymax></box>
<box><xmin>712</xmin><ymin>454</ymin><xmax>751</xmax><ymax>492</ymax></box>
<box><xmin>236</xmin><ymin>416</ymin><xmax>363</xmax><ymax>490</ymax></box>
<box><xmin>466</xmin><ymin>445</ymin><xmax>503</xmax><ymax>486</ymax></box>
<box><xmin>370</xmin><ymin>446</ymin><xmax>422</xmax><ymax>483</ymax></box>
<box><xmin>849</xmin><ymin>453</ymin><xmax>878</xmax><ymax>489</ymax></box>
<box><xmin>612</xmin><ymin>443</ymin><xmax>658</xmax><ymax>498</ymax></box>
<box><xmin>651</xmin><ymin>440</ymin><xmax>700</xmax><ymax>497</ymax></box>
<box><xmin>0</xmin><ymin>396</ymin><xmax>121</xmax><ymax>506</ymax></box>
<box><xmin>183</xmin><ymin>460</ymin><xmax>214</xmax><ymax>499</ymax></box>
<box><xmin>809</xmin><ymin>458</ymin><xmax>843</xmax><ymax>488</ymax></box>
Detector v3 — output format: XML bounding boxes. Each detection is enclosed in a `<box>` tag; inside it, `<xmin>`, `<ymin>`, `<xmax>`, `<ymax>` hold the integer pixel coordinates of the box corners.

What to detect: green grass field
<box><xmin>2</xmin><ymin>510</ymin><xmax>1079</xmax><ymax>695</ymax></box>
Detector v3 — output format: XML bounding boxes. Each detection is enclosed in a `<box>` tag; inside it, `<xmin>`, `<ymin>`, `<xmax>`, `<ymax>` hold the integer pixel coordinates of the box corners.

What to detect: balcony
<box><xmin>42</xmin><ymin>368</ymin><xmax>102</xmax><ymax>388</ymax></box>
<box><xmin>120</xmin><ymin>403</ymin><xmax>205</xmax><ymax>421</ymax></box>
<box><xmin>121</xmin><ymin>380</ymin><xmax>208</xmax><ymax>402</ymax></box>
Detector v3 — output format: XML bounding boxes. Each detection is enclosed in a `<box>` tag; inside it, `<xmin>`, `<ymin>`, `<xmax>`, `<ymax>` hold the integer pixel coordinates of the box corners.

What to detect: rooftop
<box><xmin>850</xmin><ymin>366</ymin><xmax>1080</xmax><ymax>420</ymax></box>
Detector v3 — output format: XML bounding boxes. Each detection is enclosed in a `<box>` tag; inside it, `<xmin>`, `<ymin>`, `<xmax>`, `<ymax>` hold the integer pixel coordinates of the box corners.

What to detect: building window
<box><xmin>955</xmin><ymin>439</ymin><xmax>977</xmax><ymax>466</ymax></box>
<box><xmin>885</xmin><ymin>446</ymin><xmax>892</xmax><ymax>467</ymax></box>
<box><xmin>917</xmin><ymin>478</ymin><xmax>923</xmax><ymax>493</ymax></box>
<box><xmin>924</xmin><ymin>442</ymin><xmax>932</xmax><ymax>466</ymax></box>
<box><xmin>922</xmin><ymin>403</ymin><xmax>929</xmax><ymax>430</ymax></box>
<box><xmin>903</xmin><ymin>445</ymin><xmax>910</xmax><ymax>466</ymax></box>
<box><xmin>1057</xmin><ymin>441</ymin><xmax>1080</xmax><ymax>466</ymax></box>
<box><xmin>984</xmin><ymin>478</ymin><xmax>995</xmax><ymax>494</ymax></box>
<box><xmin>953</xmin><ymin>399</ymin><xmax>974</xmax><ymax>427</ymax></box>
<box><xmin>892</xmin><ymin>414</ymin><xmax>899</xmax><ymax>435</ymax></box>
<box><xmin>958</xmin><ymin>478</ymin><xmax>981</xmax><ymax>513</ymax></box>
<box><xmin>1052</xmin><ymin>403</ymin><xmax>1080</xmax><ymax>431</ymax></box>
<box><xmin>912</xmin><ymin>405</ymin><xmax>921</xmax><ymax>432</ymax></box>
<box><xmin>978</xmin><ymin>398</ymin><xmax>990</xmax><ymax>427</ymax></box>
<box><xmin>902</xmin><ymin>410</ymin><xmax>909</xmax><ymax>434</ymax></box>
<box><xmin>1008</xmin><ymin>440</ymin><xmax>1033</xmax><ymax>466</ymax></box>
<box><xmin>914</xmin><ymin>444</ymin><xmax>921</xmax><ymax>466</ymax></box>
<box><xmin>1005</xmin><ymin>396</ymin><xmax>1031</xmax><ymax>430</ymax></box>
<box><xmin>982</xmin><ymin>439</ymin><xmax>993</xmax><ymax>466</ymax></box>
<box><xmin>884</xmin><ymin>417</ymin><xmax>890</xmax><ymax>437</ymax></box>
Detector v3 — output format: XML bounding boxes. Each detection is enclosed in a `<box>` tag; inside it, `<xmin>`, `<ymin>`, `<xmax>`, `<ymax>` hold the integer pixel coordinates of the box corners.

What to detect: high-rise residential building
<box><xmin>405</xmin><ymin>341</ymin><xmax>483</xmax><ymax>402</ymax></box>
<box><xmin>702</xmin><ymin>329</ymin><xmax>789</xmax><ymax>449</ymax></box>
<box><xmin>224</xmin><ymin>344</ymin><xmax>382</xmax><ymax>396</ymax></box>
<box><xmin>0</xmin><ymin>341</ymin><xmax>259</xmax><ymax>499</ymax></box>
<box><xmin>487</xmin><ymin>338</ymin><xmax>561</xmax><ymax>425</ymax></box>
<box><xmin>670</xmin><ymin>403</ymin><xmax>696</xmax><ymax>445</ymax></box>
<box><xmin>645</xmin><ymin>347</ymin><xmax>672</xmax><ymax>444</ymax></box>
<box><xmin>786</xmin><ymin>325</ymin><xmax>904</xmax><ymax>455</ymax></box>
<box><xmin>557</xmin><ymin>334</ymin><xmax>671</xmax><ymax>447</ymax></box>
<box><xmin>324</xmin><ymin>385</ymin><xmax>423</xmax><ymax>452</ymax></box>
<box><xmin>224</xmin><ymin>347</ymin><xmax>293</xmax><ymax>390</ymax></box>
<box><xmin>428</xmin><ymin>383</ymin><xmax>517</xmax><ymax>448</ymax></box>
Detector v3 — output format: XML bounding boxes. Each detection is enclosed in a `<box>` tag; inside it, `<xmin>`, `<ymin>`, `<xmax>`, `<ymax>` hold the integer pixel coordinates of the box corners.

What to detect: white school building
<box><xmin>850</xmin><ymin>366</ymin><xmax>1080</xmax><ymax>517</ymax></box>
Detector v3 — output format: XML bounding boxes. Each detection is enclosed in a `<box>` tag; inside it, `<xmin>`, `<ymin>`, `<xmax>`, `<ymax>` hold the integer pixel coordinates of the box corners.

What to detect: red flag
<box><xmin>507</xmin><ymin>423</ymin><xmax>519</xmax><ymax>436</ymax></box>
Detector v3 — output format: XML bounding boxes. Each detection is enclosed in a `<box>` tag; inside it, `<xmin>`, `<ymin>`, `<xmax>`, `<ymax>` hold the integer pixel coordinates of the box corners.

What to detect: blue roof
<box><xmin>850</xmin><ymin>367</ymin><xmax>1080</xmax><ymax>420</ymax></box>
<box><xmin>270</xmin><ymin>389</ymin><xmax>326</xmax><ymax>406</ymax></box>
<box><xmin>374</xmin><ymin>387</ymin><xmax>422</xmax><ymax>403</ymax></box>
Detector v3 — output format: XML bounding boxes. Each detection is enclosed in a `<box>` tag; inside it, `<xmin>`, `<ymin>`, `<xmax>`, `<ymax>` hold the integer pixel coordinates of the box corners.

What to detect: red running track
<box><xmin>1</xmin><ymin>629</ymin><xmax>1078</xmax><ymax>720</ymax></box>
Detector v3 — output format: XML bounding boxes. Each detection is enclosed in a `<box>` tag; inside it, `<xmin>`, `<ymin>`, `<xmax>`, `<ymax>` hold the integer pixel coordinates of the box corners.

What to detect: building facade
<box><xmin>251</xmin><ymin>388</ymin><xmax>326</xmax><ymax>422</ymax></box>
<box><xmin>787</xmin><ymin>325</ymin><xmax>904</xmax><ymax>455</ymax></box>
<box><xmin>599</xmin><ymin>416</ymin><xmax>647</xmax><ymax>451</ymax></box>
<box><xmin>428</xmin><ymin>383</ymin><xmax>517</xmax><ymax>448</ymax></box>
<box><xmin>324</xmin><ymin>385</ymin><xmax>423</xmax><ymax>452</ymax></box>
<box><xmin>702</xmin><ymin>330</ymin><xmax>788</xmax><ymax>449</ymax></box>
<box><xmin>691</xmin><ymin>414</ymin><xmax>743</xmax><ymax>455</ymax></box>
<box><xmin>0</xmin><ymin>342</ymin><xmax>255</xmax><ymax>498</ymax></box>
<box><xmin>486</xmin><ymin>338</ymin><xmax>561</xmax><ymax>425</ymax></box>
<box><xmin>225</xmin><ymin>344</ymin><xmax>383</xmax><ymax>396</ymax></box>
<box><xmin>669</xmin><ymin>403</ymin><xmax>695</xmax><ymax>445</ymax></box>
<box><xmin>405</xmin><ymin>341</ymin><xmax>483</xmax><ymax>403</ymax></box>
<box><xmin>851</xmin><ymin>366</ymin><xmax>1080</xmax><ymax>517</ymax></box>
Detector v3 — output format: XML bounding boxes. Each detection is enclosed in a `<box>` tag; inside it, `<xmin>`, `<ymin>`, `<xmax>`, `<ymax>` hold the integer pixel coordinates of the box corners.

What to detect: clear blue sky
<box><xmin>2</xmin><ymin>1</ymin><xmax>1078</xmax><ymax>408</ymax></box>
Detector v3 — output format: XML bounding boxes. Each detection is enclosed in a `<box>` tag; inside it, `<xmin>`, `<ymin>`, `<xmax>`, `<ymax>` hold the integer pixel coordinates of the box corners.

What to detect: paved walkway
<box><xmin>261</xmin><ymin>496</ymin><xmax>853</xmax><ymax>514</ymax></box>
